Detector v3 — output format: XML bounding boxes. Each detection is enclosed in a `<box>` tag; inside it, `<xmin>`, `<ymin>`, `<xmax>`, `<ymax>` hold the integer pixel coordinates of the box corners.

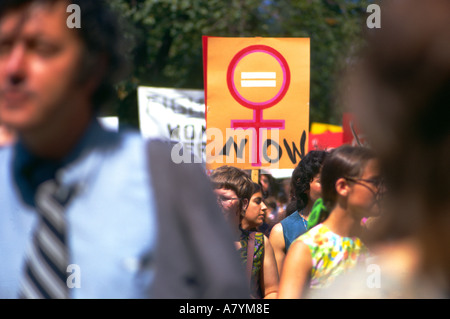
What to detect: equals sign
<box><xmin>241</xmin><ymin>72</ymin><xmax>276</xmax><ymax>87</ymax></box>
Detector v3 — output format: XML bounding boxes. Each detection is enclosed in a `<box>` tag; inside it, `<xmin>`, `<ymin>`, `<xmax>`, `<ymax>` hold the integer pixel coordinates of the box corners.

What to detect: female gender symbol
<box><xmin>227</xmin><ymin>45</ymin><xmax>290</xmax><ymax>166</ymax></box>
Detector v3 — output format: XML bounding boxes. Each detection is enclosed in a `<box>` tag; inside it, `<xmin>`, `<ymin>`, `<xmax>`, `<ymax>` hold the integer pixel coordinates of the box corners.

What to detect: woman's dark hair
<box><xmin>320</xmin><ymin>145</ymin><xmax>376</xmax><ymax>211</ymax></box>
<box><xmin>286</xmin><ymin>150</ymin><xmax>328</xmax><ymax>216</ymax></box>
<box><xmin>251</xmin><ymin>182</ymin><xmax>262</xmax><ymax>196</ymax></box>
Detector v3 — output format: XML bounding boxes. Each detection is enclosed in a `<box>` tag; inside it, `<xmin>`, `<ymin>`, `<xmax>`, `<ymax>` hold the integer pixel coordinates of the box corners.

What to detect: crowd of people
<box><xmin>204</xmin><ymin>144</ymin><xmax>383</xmax><ymax>299</ymax></box>
<box><xmin>0</xmin><ymin>0</ymin><xmax>449</xmax><ymax>300</ymax></box>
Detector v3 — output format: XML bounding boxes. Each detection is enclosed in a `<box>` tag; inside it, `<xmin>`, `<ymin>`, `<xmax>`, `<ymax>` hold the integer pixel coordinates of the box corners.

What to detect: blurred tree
<box><xmin>106</xmin><ymin>0</ymin><xmax>371</xmax><ymax>128</ymax></box>
<box><xmin>263</xmin><ymin>0</ymin><xmax>372</xmax><ymax>124</ymax></box>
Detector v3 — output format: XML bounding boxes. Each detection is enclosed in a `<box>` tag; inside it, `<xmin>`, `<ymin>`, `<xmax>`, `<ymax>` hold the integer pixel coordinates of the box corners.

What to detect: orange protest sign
<box><xmin>203</xmin><ymin>36</ymin><xmax>310</xmax><ymax>170</ymax></box>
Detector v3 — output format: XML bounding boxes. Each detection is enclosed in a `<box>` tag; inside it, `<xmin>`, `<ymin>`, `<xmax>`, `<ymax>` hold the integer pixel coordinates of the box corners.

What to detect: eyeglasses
<box><xmin>344</xmin><ymin>177</ymin><xmax>384</xmax><ymax>200</ymax></box>
<box><xmin>345</xmin><ymin>177</ymin><xmax>383</xmax><ymax>188</ymax></box>
<box><xmin>216</xmin><ymin>196</ymin><xmax>241</xmax><ymax>206</ymax></box>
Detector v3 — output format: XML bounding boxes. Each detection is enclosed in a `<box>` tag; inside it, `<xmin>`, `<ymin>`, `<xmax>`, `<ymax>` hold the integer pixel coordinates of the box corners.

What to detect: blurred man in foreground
<box><xmin>0</xmin><ymin>0</ymin><xmax>247</xmax><ymax>299</ymax></box>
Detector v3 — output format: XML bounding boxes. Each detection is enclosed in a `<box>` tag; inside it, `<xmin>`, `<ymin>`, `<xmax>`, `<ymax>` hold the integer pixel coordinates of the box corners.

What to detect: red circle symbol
<box><xmin>227</xmin><ymin>45</ymin><xmax>290</xmax><ymax>110</ymax></box>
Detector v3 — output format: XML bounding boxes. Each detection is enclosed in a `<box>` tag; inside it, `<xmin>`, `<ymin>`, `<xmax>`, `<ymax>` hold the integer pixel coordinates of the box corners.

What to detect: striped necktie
<box><xmin>19</xmin><ymin>179</ymin><xmax>74</xmax><ymax>299</ymax></box>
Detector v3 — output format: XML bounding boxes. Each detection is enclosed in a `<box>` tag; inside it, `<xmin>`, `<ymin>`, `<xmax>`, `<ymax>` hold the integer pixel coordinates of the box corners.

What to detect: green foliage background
<box><xmin>105</xmin><ymin>0</ymin><xmax>372</xmax><ymax>129</ymax></box>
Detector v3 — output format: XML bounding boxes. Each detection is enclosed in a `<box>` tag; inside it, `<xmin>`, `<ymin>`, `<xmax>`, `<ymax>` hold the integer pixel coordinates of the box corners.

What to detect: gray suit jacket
<box><xmin>147</xmin><ymin>140</ymin><xmax>250</xmax><ymax>298</ymax></box>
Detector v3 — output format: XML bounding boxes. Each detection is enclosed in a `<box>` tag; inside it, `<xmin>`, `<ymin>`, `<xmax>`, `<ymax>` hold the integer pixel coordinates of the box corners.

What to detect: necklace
<box><xmin>299</xmin><ymin>210</ymin><xmax>308</xmax><ymax>229</ymax></box>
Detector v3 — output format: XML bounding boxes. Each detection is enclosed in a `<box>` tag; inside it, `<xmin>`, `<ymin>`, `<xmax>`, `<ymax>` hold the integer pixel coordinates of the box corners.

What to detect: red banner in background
<box><xmin>342</xmin><ymin>112</ymin><xmax>367</xmax><ymax>147</ymax></box>
<box><xmin>308</xmin><ymin>131</ymin><xmax>343</xmax><ymax>151</ymax></box>
<box><xmin>308</xmin><ymin>122</ymin><xmax>343</xmax><ymax>152</ymax></box>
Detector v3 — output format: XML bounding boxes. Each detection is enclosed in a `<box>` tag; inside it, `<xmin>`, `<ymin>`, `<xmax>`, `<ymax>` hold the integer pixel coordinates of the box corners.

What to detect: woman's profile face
<box><xmin>346</xmin><ymin>159</ymin><xmax>381</xmax><ymax>218</ymax></box>
<box><xmin>308</xmin><ymin>173</ymin><xmax>322</xmax><ymax>204</ymax></box>
<box><xmin>242</xmin><ymin>191</ymin><xmax>267</xmax><ymax>230</ymax></box>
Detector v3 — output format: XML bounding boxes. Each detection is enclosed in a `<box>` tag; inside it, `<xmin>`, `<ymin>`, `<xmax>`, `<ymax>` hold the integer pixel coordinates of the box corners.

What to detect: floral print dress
<box><xmin>295</xmin><ymin>223</ymin><xmax>369</xmax><ymax>289</ymax></box>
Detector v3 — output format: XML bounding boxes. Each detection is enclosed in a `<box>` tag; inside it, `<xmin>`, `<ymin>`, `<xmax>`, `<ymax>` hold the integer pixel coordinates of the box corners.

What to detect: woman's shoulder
<box><xmin>297</xmin><ymin>224</ymin><xmax>327</xmax><ymax>242</ymax></box>
<box><xmin>281</xmin><ymin>210</ymin><xmax>301</xmax><ymax>224</ymax></box>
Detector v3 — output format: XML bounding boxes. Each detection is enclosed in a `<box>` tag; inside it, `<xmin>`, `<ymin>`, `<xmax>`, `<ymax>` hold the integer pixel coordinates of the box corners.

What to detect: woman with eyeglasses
<box><xmin>210</xmin><ymin>166</ymin><xmax>279</xmax><ymax>299</ymax></box>
<box><xmin>278</xmin><ymin>145</ymin><xmax>381</xmax><ymax>298</ymax></box>
<box><xmin>330</xmin><ymin>0</ymin><xmax>450</xmax><ymax>298</ymax></box>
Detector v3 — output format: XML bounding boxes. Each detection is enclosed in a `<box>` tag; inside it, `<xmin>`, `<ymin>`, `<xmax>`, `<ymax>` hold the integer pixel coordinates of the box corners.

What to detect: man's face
<box><xmin>0</xmin><ymin>2</ymin><xmax>86</xmax><ymax>133</ymax></box>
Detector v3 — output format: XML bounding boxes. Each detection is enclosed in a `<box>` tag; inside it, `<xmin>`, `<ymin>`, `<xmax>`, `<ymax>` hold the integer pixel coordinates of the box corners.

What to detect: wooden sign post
<box><xmin>251</xmin><ymin>169</ymin><xmax>259</xmax><ymax>183</ymax></box>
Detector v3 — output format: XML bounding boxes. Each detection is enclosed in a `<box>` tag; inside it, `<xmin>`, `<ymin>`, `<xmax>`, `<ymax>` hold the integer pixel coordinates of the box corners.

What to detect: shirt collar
<box><xmin>12</xmin><ymin>118</ymin><xmax>104</xmax><ymax>207</ymax></box>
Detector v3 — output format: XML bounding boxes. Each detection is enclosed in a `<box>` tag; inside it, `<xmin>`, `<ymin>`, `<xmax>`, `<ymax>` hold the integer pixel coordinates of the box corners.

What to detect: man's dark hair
<box><xmin>210</xmin><ymin>165</ymin><xmax>253</xmax><ymax>213</ymax></box>
<box><xmin>210</xmin><ymin>166</ymin><xmax>253</xmax><ymax>201</ymax></box>
<box><xmin>0</xmin><ymin>0</ymin><xmax>130</xmax><ymax>111</ymax></box>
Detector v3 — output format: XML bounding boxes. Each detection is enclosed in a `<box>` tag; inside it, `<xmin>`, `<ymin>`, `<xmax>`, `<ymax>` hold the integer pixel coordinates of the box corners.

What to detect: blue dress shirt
<box><xmin>0</xmin><ymin>120</ymin><xmax>157</xmax><ymax>298</ymax></box>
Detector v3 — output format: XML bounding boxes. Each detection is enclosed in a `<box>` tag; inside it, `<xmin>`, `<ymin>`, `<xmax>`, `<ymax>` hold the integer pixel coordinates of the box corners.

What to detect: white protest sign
<box><xmin>138</xmin><ymin>86</ymin><xmax>206</xmax><ymax>163</ymax></box>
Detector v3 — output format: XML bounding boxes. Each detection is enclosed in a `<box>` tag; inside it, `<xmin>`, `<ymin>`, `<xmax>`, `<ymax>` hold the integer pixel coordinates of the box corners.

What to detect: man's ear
<box><xmin>85</xmin><ymin>53</ymin><xmax>108</xmax><ymax>93</ymax></box>
<box><xmin>335</xmin><ymin>178</ymin><xmax>349</xmax><ymax>197</ymax></box>
<box><xmin>76</xmin><ymin>51</ymin><xmax>108</xmax><ymax>96</ymax></box>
